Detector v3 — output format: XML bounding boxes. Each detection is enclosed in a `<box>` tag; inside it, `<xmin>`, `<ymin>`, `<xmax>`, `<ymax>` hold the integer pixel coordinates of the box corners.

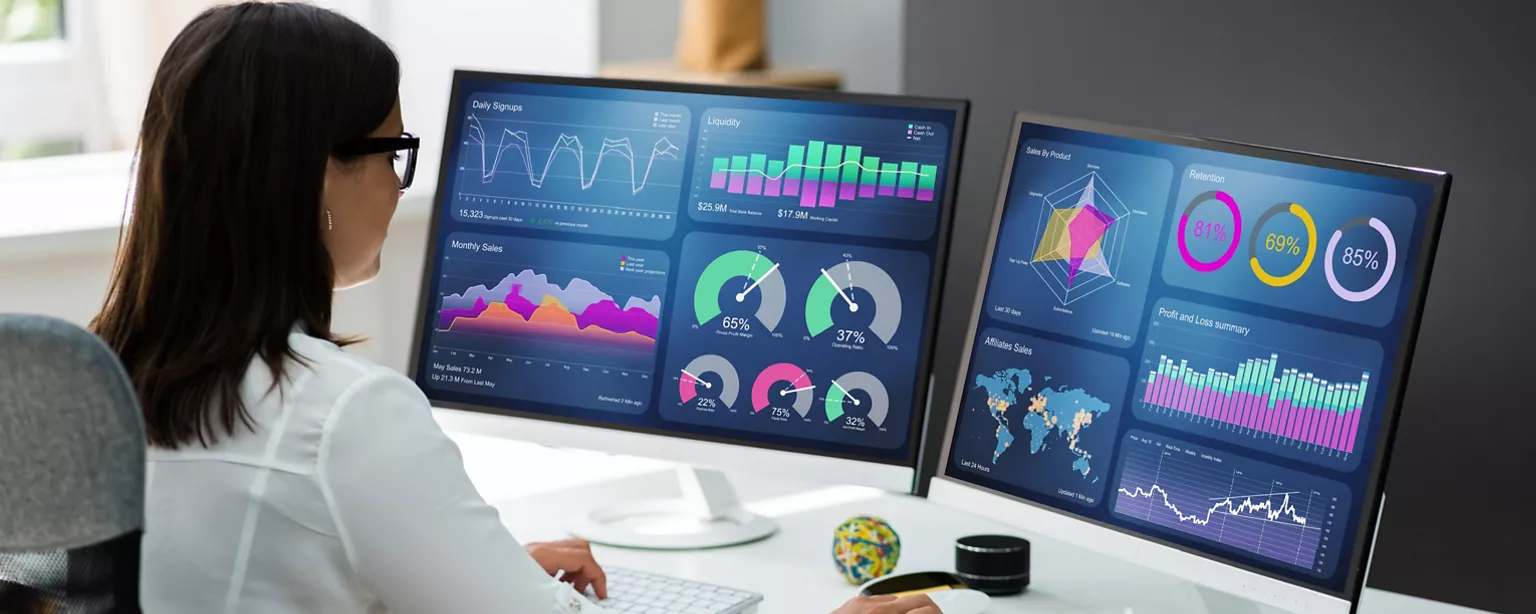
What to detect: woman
<box><xmin>93</xmin><ymin>3</ymin><xmax>937</xmax><ymax>613</ymax></box>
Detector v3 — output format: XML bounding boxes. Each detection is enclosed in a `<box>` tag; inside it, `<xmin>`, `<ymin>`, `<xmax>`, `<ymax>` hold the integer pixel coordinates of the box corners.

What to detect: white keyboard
<box><xmin>594</xmin><ymin>566</ymin><xmax>763</xmax><ymax>614</ymax></box>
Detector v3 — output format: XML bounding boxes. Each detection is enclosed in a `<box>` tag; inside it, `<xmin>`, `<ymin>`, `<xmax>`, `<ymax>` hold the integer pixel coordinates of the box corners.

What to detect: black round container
<box><xmin>954</xmin><ymin>534</ymin><xmax>1030</xmax><ymax>596</ymax></box>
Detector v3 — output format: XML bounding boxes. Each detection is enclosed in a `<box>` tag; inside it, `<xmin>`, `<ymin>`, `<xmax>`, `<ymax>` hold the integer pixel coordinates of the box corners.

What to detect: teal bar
<box><xmin>898</xmin><ymin>162</ymin><xmax>918</xmax><ymax>188</ymax></box>
<box><xmin>879</xmin><ymin>163</ymin><xmax>899</xmax><ymax>188</ymax></box>
<box><xmin>748</xmin><ymin>153</ymin><xmax>767</xmax><ymax>173</ymax></box>
<box><xmin>767</xmin><ymin>160</ymin><xmax>785</xmax><ymax>177</ymax></box>
<box><xmin>918</xmin><ymin>164</ymin><xmax>938</xmax><ymax>190</ymax></box>
<box><xmin>841</xmin><ymin>146</ymin><xmax>862</xmax><ymax>185</ymax></box>
<box><xmin>787</xmin><ymin>146</ymin><xmax>806</xmax><ymax>180</ymax></box>
<box><xmin>712</xmin><ymin>157</ymin><xmax>729</xmax><ymax>173</ymax></box>
<box><xmin>861</xmin><ymin>157</ymin><xmax>880</xmax><ymax>186</ymax></box>
<box><xmin>805</xmin><ymin>141</ymin><xmax>825</xmax><ymax>182</ymax></box>
<box><xmin>824</xmin><ymin>144</ymin><xmax>844</xmax><ymax>183</ymax></box>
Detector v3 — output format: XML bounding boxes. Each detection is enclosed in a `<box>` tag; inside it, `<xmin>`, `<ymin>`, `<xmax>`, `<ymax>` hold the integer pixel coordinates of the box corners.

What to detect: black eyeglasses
<box><xmin>334</xmin><ymin>133</ymin><xmax>420</xmax><ymax>190</ymax></box>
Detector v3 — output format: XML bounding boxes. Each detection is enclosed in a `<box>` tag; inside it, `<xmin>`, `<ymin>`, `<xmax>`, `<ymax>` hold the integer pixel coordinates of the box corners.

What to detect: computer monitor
<box><xmin>407</xmin><ymin>71</ymin><xmax>968</xmax><ymax>548</ymax></box>
<box><xmin>927</xmin><ymin>112</ymin><xmax>1448</xmax><ymax>613</ymax></box>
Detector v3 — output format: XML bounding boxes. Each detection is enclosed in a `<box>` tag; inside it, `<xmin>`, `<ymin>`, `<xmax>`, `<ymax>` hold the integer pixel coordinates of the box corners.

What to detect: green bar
<box><xmin>712</xmin><ymin>157</ymin><xmax>729</xmax><ymax>173</ymax></box>
<box><xmin>918</xmin><ymin>164</ymin><xmax>938</xmax><ymax>190</ymax></box>
<box><xmin>766</xmin><ymin>160</ymin><xmax>784</xmax><ymax>178</ymax></box>
<box><xmin>879</xmin><ymin>163</ymin><xmax>899</xmax><ymax>188</ymax></box>
<box><xmin>748</xmin><ymin>153</ymin><xmax>767</xmax><ymax>172</ymax></box>
<box><xmin>787</xmin><ymin>146</ymin><xmax>806</xmax><ymax>180</ymax></box>
<box><xmin>841</xmin><ymin>145</ymin><xmax>862</xmax><ymax>185</ymax></box>
<box><xmin>898</xmin><ymin>162</ymin><xmax>918</xmax><ymax>188</ymax></box>
<box><xmin>730</xmin><ymin>155</ymin><xmax>748</xmax><ymax>172</ymax></box>
<box><xmin>824</xmin><ymin>145</ymin><xmax>844</xmax><ymax>183</ymax></box>
<box><xmin>805</xmin><ymin>141</ymin><xmax>825</xmax><ymax>182</ymax></box>
<box><xmin>861</xmin><ymin>157</ymin><xmax>879</xmax><ymax>186</ymax></box>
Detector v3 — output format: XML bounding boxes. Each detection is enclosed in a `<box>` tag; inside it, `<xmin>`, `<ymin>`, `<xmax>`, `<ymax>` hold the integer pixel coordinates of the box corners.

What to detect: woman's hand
<box><xmin>524</xmin><ymin>538</ymin><xmax>609</xmax><ymax>600</ymax></box>
<box><xmin>830</xmin><ymin>594</ymin><xmax>941</xmax><ymax>614</ymax></box>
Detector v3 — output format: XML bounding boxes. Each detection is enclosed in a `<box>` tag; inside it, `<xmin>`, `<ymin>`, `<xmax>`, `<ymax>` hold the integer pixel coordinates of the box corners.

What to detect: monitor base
<box><xmin>569</xmin><ymin>466</ymin><xmax>778</xmax><ymax>550</ymax></box>
<box><xmin>1198</xmin><ymin>585</ymin><xmax>1271</xmax><ymax>614</ymax></box>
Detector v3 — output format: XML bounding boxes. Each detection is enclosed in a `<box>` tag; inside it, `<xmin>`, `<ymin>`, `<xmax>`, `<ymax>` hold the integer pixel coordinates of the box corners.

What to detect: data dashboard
<box><xmin>942</xmin><ymin>116</ymin><xmax>1444</xmax><ymax>598</ymax></box>
<box><xmin>412</xmin><ymin>74</ymin><xmax>964</xmax><ymax>465</ymax></box>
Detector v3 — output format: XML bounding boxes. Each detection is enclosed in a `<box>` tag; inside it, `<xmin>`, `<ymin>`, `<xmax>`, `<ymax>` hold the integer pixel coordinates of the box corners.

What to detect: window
<box><xmin>0</xmin><ymin>0</ymin><xmax>63</xmax><ymax>44</ymax></box>
<box><xmin>0</xmin><ymin>0</ymin><xmax>87</xmax><ymax>162</ymax></box>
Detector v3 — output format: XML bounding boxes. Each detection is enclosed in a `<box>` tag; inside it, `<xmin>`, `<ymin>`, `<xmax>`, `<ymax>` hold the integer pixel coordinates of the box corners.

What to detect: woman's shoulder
<box><xmin>285</xmin><ymin>332</ymin><xmax>429</xmax><ymax>420</ymax></box>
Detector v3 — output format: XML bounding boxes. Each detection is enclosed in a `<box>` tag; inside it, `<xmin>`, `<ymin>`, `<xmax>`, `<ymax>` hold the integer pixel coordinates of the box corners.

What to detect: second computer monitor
<box><xmin>929</xmin><ymin>112</ymin><xmax>1447</xmax><ymax>613</ymax></box>
<box><xmin>408</xmin><ymin>72</ymin><xmax>967</xmax><ymax>487</ymax></box>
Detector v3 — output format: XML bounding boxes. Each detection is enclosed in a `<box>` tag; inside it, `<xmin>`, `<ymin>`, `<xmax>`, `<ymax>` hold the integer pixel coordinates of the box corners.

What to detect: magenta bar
<box><xmin>897</xmin><ymin>186</ymin><xmax>915</xmax><ymax>198</ymax></box>
<box><xmin>878</xmin><ymin>185</ymin><xmax>896</xmax><ymax>196</ymax></box>
<box><xmin>727</xmin><ymin>173</ymin><xmax>746</xmax><ymax>194</ymax></box>
<box><xmin>800</xmin><ymin>180</ymin><xmax>819</xmax><ymax>207</ymax></box>
<box><xmin>819</xmin><ymin>181</ymin><xmax>838</xmax><ymax>207</ymax></box>
<box><xmin>745</xmin><ymin>174</ymin><xmax>765</xmax><ymax>195</ymax></box>
<box><xmin>859</xmin><ymin>184</ymin><xmax>877</xmax><ymax>198</ymax></box>
<box><xmin>764</xmin><ymin>177</ymin><xmax>782</xmax><ymax>197</ymax></box>
<box><xmin>1345</xmin><ymin>410</ymin><xmax>1360</xmax><ymax>453</ymax></box>
<box><xmin>785</xmin><ymin>178</ymin><xmax>801</xmax><ymax>196</ymax></box>
<box><xmin>917</xmin><ymin>188</ymin><xmax>936</xmax><ymax>201</ymax></box>
<box><xmin>1178</xmin><ymin>381</ymin><xmax>1195</xmax><ymax>414</ymax></box>
<box><xmin>839</xmin><ymin>182</ymin><xmax>857</xmax><ymax>200</ymax></box>
<box><xmin>709</xmin><ymin>172</ymin><xmax>728</xmax><ymax>189</ymax></box>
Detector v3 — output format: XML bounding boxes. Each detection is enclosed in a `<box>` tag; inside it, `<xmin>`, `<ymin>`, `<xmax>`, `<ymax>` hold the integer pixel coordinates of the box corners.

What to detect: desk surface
<box><xmin>461</xmin><ymin>438</ymin><xmax>1488</xmax><ymax>614</ymax></box>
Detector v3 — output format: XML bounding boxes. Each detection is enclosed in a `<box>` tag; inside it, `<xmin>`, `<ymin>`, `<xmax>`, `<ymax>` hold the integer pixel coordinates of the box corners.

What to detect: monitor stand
<box><xmin>1197</xmin><ymin>586</ymin><xmax>1272</xmax><ymax>614</ymax></box>
<box><xmin>568</xmin><ymin>466</ymin><xmax>779</xmax><ymax>550</ymax></box>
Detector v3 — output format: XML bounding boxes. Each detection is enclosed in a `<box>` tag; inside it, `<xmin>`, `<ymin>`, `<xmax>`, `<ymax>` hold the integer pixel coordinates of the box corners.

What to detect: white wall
<box><xmin>0</xmin><ymin>0</ymin><xmax>602</xmax><ymax>373</ymax></box>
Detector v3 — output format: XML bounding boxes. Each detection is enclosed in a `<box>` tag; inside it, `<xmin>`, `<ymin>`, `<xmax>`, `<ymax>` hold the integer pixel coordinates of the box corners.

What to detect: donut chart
<box><xmin>1248</xmin><ymin>202</ymin><xmax>1318</xmax><ymax>287</ymax></box>
<box><xmin>1177</xmin><ymin>190</ymin><xmax>1243</xmax><ymax>273</ymax></box>
<box><xmin>1324</xmin><ymin>216</ymin><xmax>1398</xmax><ymax>303</ymax></box>
<box><xmin>806</xmin><ymin>260</ymin><xmax>904</xmax><ymax>344</ymax></box>
<box><xmin>694</xmin><ymin>249</ymin><xmax>786</xmax><ymax>331</ymax></box>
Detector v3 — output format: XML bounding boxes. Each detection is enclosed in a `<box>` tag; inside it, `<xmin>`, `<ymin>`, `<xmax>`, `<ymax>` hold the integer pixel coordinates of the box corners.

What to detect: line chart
<box><xmin>1110</xmin><ymin>431</ymin><xmax>1349</xmax><ymax>577</ymax></box>
<box><xmin>466</xmin><ymin>115</ymin><xmax>682</xmax><ymax>194</ymax></box>
<box><xmin>449</xmin><ymin>93</ymin><xmax>691</xmax><ymax>240</ymax></box>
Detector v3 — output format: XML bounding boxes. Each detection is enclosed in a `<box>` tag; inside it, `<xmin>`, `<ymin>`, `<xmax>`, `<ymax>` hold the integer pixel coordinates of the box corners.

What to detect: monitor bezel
<box><xmin>407</xmin><ymin>70</ymin><xmax>970</xmax><ymax>475</ymax></box>
<box><xmin>930</xmin><ymin>110</ymin><xmax>1449</xmax><ymax>609</ymax></box>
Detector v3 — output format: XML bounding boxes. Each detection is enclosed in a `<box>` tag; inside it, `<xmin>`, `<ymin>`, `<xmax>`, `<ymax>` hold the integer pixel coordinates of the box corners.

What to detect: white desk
<box><xmin>461</xmin><ymin>438</ymin><xmax>1488</xmax><ymax>614</ymax></box>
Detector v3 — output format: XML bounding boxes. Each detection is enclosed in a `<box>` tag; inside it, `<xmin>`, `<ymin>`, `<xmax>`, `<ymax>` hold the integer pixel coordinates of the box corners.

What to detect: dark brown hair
<box><xmin>92</xmin><ymin>2</ymin><xmax>399</xmax><ymax>448</ymax></box>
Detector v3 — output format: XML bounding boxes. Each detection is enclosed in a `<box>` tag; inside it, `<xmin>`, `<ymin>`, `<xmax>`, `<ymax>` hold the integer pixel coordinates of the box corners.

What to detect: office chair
<box><xmin>0</xmin><ymin>315</ymin><xmax>145</xmax><ymax>613</ymax></box>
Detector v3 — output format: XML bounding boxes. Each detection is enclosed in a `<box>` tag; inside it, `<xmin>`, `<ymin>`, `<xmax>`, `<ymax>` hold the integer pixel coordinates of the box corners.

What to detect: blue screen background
<box><xmin>414</xmin><ymin>77</ymin><xmax>960</xmax><ymax>465</ymax></box>
<box><xmin>945</xmin><ymin>121</ymin><xmax>1436</xmax><ymax>596</ymax></box>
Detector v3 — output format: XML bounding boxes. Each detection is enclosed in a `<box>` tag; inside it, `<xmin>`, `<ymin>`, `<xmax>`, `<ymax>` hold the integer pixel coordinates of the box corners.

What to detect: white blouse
<box><xmin>142</xmin><ymin>331</ymin><xmax>596</xmax><ymax>613</ymax></box>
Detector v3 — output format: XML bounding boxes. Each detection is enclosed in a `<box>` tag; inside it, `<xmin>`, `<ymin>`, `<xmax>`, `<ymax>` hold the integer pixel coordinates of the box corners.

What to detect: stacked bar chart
<box><xmin>706</xmin><ymin>139</ymin><xmax>937</xmax><ymax>207</ymax></box>
<box><xmin>1140</xmin><ymin>353</ymin><xmax>1367</xmax><ymax>454</ymax></box>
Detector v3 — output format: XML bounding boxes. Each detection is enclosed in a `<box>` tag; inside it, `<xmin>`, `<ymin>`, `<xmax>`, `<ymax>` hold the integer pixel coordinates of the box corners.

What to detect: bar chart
<box><xmin>690</xmin><ymin>108</ymin><xmax>952</xmax><ymax>240</ymax></box>
<box><xmin>1133</xmin><ymin>299</ymin><xmax>1383</xmax><ymax>471</ymax></box>
<box><xmin>1140</xmin><ymin>353</ymin><xmax>1367</xmax><ymax>454</ymax></box>
<box><xmin>705</xmin><ymin>141</ymin><xmax>938</xmax><ymax>205</ymax></box>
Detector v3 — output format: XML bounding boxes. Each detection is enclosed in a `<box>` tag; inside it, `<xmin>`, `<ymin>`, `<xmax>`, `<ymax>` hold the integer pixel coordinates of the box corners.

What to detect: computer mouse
<box><xmin>927</xmin><ymin>588</ymin><xmax>991</xmax><ymax>614</ymax></box>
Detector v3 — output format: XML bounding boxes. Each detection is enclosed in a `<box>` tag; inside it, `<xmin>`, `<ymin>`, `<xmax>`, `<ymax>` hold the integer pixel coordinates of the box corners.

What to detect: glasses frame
<box><xmin>334</xmin><ymin>133</ymin><xmax>421</xmax><ymax>190</ymax></box>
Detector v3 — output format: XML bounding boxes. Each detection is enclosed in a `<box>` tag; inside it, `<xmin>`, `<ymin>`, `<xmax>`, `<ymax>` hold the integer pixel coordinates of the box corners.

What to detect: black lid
<box><xmin>955</xmin><ymin>534</ymin><xmax>1030</xmax><ymax>596</ymax></box>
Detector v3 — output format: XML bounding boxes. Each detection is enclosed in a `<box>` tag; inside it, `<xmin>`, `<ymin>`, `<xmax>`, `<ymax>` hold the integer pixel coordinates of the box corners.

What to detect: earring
<box><xmin>326</xmin><ymin>209</ymin><xmax>333</xmax><ymax>231</ymax></box>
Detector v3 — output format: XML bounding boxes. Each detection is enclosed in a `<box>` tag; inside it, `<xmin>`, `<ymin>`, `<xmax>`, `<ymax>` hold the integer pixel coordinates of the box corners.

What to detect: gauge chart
<box><xmin>825</xmin><ymin>371</ymin><xmax>889</xmax><ymax>428</ymax></box>
<box><xmin>753</xmin><ymin>362</ymin><xmax>815</xmax><ymax>418</ymax></box>
<box><xmin>659</xmin><ymin>233</ymin><xmax>929</xmax><ymax>450</ymax></box>
<box><xmin>689</xmin><ymin>108</ymin><xmax>951</xmax><ymax>240</ymax></box>
<box><xmin>1161</xmin><ymin>165</ymin><xmax>1416</xmax><ymax>327</ymax></box>
<box><xmin>807</xmin><ymin>259</ymin><xmax>903</xmax><ymax>346</ymax></box>
<box><xmin>449</xmin><ymin>93</ymin><xmax>691</xmax><ymax>240</ymax></box>
<box><xmin>678</xmin><ymin>354</ymin><xmax>740</xmax><ymax>413</ymax></box>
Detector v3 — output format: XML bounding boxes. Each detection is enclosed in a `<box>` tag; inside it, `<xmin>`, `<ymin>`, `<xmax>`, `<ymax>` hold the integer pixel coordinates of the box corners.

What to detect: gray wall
<box><xmin>599</xmin><ymin>0</ymin><xmax>904</xmax><ymax>94</ymax></box>
<box><xmin>905</xmin><ymin>1</ymin><xmax>1533</xmax><ymax>612</ymax></box>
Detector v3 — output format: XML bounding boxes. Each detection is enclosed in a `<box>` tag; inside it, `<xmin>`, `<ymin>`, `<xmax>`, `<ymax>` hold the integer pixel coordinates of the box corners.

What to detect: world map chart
<box><xmin>976</xmin><ymin>368</ymin><xmax>1112</xmax><ymax>479</ymax></box>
